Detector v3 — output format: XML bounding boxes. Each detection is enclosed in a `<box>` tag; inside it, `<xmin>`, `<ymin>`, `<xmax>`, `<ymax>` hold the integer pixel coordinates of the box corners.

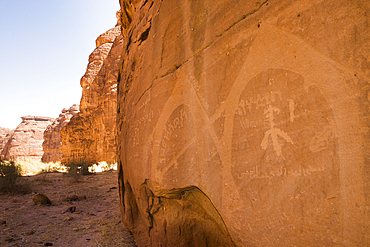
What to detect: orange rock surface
<box><xmin>1</xmin><ymin>116</ymin><xmax>54</xmax><ymax>161</ymax></box>
<box><xmin>117</xmin><ymin>0</ymin><xmax>370</xmax><ymax>246</ymax></box>
<box><xmin>61</xmin><ymin>14</ymin><xmax>123</xmax><ymax>165</ymax></box>
<box><xmin>41</xmin><ymin>105</ymin><xmax>79</xmax><ymax>163</ymax></box>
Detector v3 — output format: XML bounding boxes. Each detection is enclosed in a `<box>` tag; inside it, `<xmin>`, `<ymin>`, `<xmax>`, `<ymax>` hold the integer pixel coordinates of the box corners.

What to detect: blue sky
<box><xmin>0</xmin><ymin>0</ymin><xmax>120</xmax><ymax>129</ymax></box>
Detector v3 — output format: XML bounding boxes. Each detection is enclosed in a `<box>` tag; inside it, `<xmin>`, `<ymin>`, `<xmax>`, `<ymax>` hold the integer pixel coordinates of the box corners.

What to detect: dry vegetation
<box><xmin>0</xmin><ymin>160</ymin><xmax>136</xmax><ymax>247</ymax></box>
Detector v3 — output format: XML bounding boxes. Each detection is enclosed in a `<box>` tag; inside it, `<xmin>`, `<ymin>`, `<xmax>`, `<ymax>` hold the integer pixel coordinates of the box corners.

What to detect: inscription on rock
<box><xmin>232</xmin><ymin>68</ymin><xmax>339</xmax><ymax>210</ymax></box>
<box><xmin>158</xmin><ymin>104</ymin><xmax>196</xmax><ymax>176</ymax></box>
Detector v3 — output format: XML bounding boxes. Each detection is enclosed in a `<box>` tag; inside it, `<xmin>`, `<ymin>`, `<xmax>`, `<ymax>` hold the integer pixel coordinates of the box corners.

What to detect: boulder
<box><xmin>32</xmin><ymin>193</ymin><xmax>52</xmax><ymax>206</ymax></box>
<box><xmin>117</xmin><ymin>0</ymin><xmax>370</xmax><ymax>246</ymax></box>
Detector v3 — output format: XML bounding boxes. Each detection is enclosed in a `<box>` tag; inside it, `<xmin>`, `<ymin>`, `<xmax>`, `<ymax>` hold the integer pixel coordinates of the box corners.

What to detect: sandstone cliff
<box><xmin>117</xmin><ymin>0</ymin><xmax>370</xmax><ymax>246</ymax></box>
<box><xmin>2</xmin><ymin>116</ymin><xmax>55</xmax><ymax>161</ymax></box>
<box><xmin>61</xmin><ymin>14</ymin><xmax>123</xmax><ymax>164</ymax></box>
<box><xmin>0</xmin><ymin>127</ymin><xmax>13</xmax><ymax>158</ymax></box>
<box><xmin>41</xmin><ymin>105</ymin><xmax>79</xmax><ymax>163</ymax></box>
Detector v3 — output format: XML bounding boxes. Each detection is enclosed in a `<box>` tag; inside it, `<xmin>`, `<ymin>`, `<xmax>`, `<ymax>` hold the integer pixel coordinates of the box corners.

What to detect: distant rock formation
<box><xmin>41</xmin><ymin>105</ymin><xmax>79</xmax><ymax>163</ymax></box>
<box><xmin>0</xmin><ymin>127</ymin><xmax>13</xmax><ymax>158</ymax></box>
<box><xmin>61</xmin><ymin>12</ymin><xmax>123</xmax><ymax>164</ymax></box>
<box><xmin>1</xmin><ymin>116</ymin><xmax>54</xmax><ymax>161</ymax></box>
<box><xmin>117</xmin><ymin>0</ymin><xmax>370</xmax><ymax>246</ymax></box>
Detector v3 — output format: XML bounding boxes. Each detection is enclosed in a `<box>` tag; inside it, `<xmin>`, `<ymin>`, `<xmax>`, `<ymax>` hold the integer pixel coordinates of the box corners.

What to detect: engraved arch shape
<box><xmin>150</xmin><ymin>23</ymin><xmax>364</xmax><ymax>243</ymax></box>
<box><xmin>219</xmin><ymin>23</ymin><xmax>364</xmax><ymax>242</ymax></box>
<box><xmin>151</xmin><ymin>91</ymin><xmax>186</xmax><ymax>182</ymax></box>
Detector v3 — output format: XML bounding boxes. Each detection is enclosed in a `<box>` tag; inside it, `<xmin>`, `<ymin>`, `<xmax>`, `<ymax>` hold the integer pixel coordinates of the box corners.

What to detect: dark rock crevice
<box><xmin>216</xmin><ymin>0</ymin><xmax>269</xmax><ymax>38</ymax></box>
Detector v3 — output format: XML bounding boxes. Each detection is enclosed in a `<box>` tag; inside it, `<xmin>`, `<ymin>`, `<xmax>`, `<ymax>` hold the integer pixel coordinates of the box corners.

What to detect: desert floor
<box><xmin>0</xmin><ymin>170</ymin><xmax>137</xmax><ymax>247</ymax></box>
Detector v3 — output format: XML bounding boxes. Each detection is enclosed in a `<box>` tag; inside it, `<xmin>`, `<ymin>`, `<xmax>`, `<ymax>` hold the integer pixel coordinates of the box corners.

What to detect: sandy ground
<box><xmin>0</xmin><ymin>170</ymin><xmax>137</xmax><ymax>247</ymax></box>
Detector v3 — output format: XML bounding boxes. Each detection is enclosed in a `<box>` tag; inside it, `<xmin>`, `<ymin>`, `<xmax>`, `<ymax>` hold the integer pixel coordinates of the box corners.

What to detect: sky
<box><xmin>0</xmin><ymin>0</ymin><xmax>120</xmax><ymax>129</ymax></box>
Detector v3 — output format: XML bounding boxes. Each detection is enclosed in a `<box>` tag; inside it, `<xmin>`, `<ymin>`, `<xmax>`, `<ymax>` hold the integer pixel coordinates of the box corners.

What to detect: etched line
<box><xmin>261</xmin><ymin>105</ymin><xmax>293</xmax><ymax>157</ymax></box>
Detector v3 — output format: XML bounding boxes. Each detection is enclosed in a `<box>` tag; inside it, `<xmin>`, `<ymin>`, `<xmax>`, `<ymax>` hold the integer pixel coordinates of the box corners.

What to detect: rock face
<box><xmin>1</xmin><ymin>116</ymin><xmax>55</xmax><ymax>161</ymax></box>
<box><xmin>41</xmin><ymin>105</ymin><xmax>79</xmax><ymax>163</ymax></box>
<box><xmin>61</xmin><ymin>14</ymin><xmax>123</xmax><ymax>164</ymax></box>
<box><xmin>117</xmin><ymin>0</ymin><xmax>370</xmax><ymax>246</ymax></box>
<box><xmin>0</xmin><ymin>127</ymin><xmax>13</xmax><ymax>158</ymax></box>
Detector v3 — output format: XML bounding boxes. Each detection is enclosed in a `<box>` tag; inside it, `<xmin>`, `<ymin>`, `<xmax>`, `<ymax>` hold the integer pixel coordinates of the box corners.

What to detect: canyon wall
<box><xmin>117</xmin><ymin>0</ymin><xmax>370</xmax><ymax>246</ymax></box>
<box><xmin>1</xmin><ymin>116</ymin><xmax>54</xmax><ymax>161</ymax></box>
<box><xmin>61</xmin><ymin>14</ymin><xmax>123</xmax><ymax>164</ymax></box>
<box><xmin>41</xmin><ymin>105</ymin><xmax>79</xmax><ymax>163</ymax></box>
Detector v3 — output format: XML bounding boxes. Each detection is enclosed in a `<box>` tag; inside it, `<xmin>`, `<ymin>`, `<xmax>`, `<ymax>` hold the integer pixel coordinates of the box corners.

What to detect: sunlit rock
<box><xmin>117</xmin><ymin>0</ymin><xmax>370</xmax><ymax>246</ymax></box>
<box><xmin>2</xmin><ymin>116</ymin><xmax>54</xmax><ymax>161</ymax></box>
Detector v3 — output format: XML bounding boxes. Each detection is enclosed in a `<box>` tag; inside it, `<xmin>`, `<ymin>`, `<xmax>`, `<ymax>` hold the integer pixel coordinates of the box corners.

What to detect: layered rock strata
<box><xmin>117</xmin><ymin>0</ymin><xmax>370</xmax><ymax>246</ymax></box>
<box><xmin>1</xmin><ymin>116</ymin><xmax>54</xmax><ymax>161</ymax></box>
<box><xmin>61</xmin><ymin>14</ymin><xmax>123</xmax><ymax>164</ymax></box>
<box><xmin>0</xmin><ymin>127</ymin><xmax>13</xmax><ymax>159</ymax></box>
<box><xmin>41</xmin><ymin>105</ymin><xmax>79</xmax><ymax>163</ymax></box>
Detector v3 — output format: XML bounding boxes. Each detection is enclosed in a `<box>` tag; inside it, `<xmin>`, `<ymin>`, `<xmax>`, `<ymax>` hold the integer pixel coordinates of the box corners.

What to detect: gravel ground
<box><xmin>0</xmin><ymin>170</ymin><xmax>137</xmax><ymax>247</ymax></box>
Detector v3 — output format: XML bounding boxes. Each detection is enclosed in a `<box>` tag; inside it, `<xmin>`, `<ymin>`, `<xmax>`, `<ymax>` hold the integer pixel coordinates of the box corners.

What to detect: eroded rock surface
<box><xmin>117</xmin><ymin>0</ymin><xmax>370</xmax><ymax>246</ymax></box>
<box><xmin>0</xmin><ymin>127</ymin><xmax>13</xmax><ymax>158</ymax></box>
<box><xmin>2</xmin><ymin>116</ymin><xmax>54</xmax><ymax>161</ymax></box>
<box><xmin>41</xmin><ymin>105</ymin><xmax>79</xmax><ymax>163</ymax></box>
<box><xmin>61</xmin><ymin>15</ymin><xmax>123</xmax><ymax>164</ymax></box>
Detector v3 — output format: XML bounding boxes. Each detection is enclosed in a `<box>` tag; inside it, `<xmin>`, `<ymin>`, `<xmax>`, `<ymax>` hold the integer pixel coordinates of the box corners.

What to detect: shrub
<box><xmin>37</xmin><ymin>163</ymin><xmax>64</xmax><ymax>175</ymax></box>
<box><xmin>65</xmin><ymin>161</ymin><xmax>93</xmax><ymax>182</ymax></box>
<box><xmin>0</xmin><ymin>158</ymin><xmax>31</xmax><ymax>194</ymax></box>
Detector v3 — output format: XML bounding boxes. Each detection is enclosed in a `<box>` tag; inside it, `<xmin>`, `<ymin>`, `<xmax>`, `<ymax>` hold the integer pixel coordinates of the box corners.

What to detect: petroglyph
<box><xmin>309</xmin><ymin>127</ymin><xmax>334</xmax><ymax>152</ymax></box>
<box><xmin>231</xmin><ymin>68</ymin><xmax>338</xmax><ymax>216</ymax></box>
<box><xmin>131</xmin><ymin>109</ymin><xmax>154</xmax><ymax>147</ymax></box>
<box><xmin>158</xmin><ymin>104</ymin><xmax>195</xmax><ymax>171</ymax></box>
<box><xmin>236</xmin><ymin>165</ymin><xmax>325</xmax><ymax>180</ymax></box>
<box><xmin>236</xmin><ymin>90</ymin><xmax>282</xmax><ymax>115</ymax></box>
<box><xmin>238</xmin><ymin>118</ymin><xmax>265</xmax><ymax>130</ymax></box>
<box><xmin>260</xmin><ymin>105</ymin><xmax>293</xmax><ymax>157</ymax></box>
<box><xmin>118</xmin><ymin>15</ymin><xmax>368</xmax><ymax>245</ymax></box>
<box><xmin>162</xmin><ymin>108</ymin><xmax>188</xmax><ymax>141</ymax></box>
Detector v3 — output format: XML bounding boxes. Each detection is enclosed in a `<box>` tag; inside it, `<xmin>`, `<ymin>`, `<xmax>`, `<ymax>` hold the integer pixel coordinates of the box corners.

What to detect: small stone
<box><xmin>32</xmin><ymin>193</ymin><xmax>52</xmax><ymax>206</ymax></box>
<box><xmin>72</xmin><ymin>228</ymin><xmax>79</xmax><ymax>231</ymax></box>
<box><xmin>26</xmin><ymin>230</ymin><xmax>35</xmax><ymax>235</ymax></box>
<box><xmin>0</xmin><ymin>220</ymin><xmax>6</xmax><ymax>225</ymax></box>
<box><xmin>44</xmin><ymin>243</ymin><xmax>53</xmax><ymax>246</ymax></box>
<box><xmin>63</xmin><ymin>216</ymin><xmax>73</xmax><ymax>222</ymax></box>
<box><xmin>79</xmin><ymin>195</ymin><xmax>87</xmax><ymax>200</ymax></box>
<box><xmin>67</xmin><ymin>195</ymin><xmax>79</xmax><ymax>201</ymax></box>
<box><xmin>5</xmin><ymin>236</ymin><xmax>14</xmax><ymax>242</ymax></box>
<box><xmin>65</xmin><ymin>206</ymin><xmax>76</xmax><ymax>213</ymax></box>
